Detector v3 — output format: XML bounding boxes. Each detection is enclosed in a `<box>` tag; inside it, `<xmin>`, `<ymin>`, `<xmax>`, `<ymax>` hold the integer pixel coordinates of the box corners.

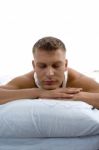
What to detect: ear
<box><xmin>32</xmin><ymin>60</ymin><xmax>35</xmax><ymax>70</ymax></box>
<box><xmin>65</xmin><ymin>59</ymin><xmax>68</xmax><ymax>71</ymax></box>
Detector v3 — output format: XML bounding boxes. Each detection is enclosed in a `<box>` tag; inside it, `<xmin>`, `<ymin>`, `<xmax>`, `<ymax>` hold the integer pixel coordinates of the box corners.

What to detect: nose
<box><xmin>46</xmin><ymin>67</ymin><xmax>54</xmax><ymax>77</ymax></box>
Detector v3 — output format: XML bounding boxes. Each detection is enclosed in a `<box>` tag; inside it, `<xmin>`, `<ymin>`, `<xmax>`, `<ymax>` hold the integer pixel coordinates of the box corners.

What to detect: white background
<box><xmin>0</xmin><ymin>0</ymin><xmax>99</xmax><ymax>77</ymax></box>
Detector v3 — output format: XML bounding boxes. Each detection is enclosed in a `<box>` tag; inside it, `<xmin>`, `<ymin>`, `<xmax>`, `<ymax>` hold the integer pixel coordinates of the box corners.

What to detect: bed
<box><xmin>0</xmin><ymin>75</ymin><xmax>99</xmax><ymax>150</ymax></box>
<box><xmin>0</xmin><ymin>135</ymin><xmax>99</xmax><ymax>150</ymax></box>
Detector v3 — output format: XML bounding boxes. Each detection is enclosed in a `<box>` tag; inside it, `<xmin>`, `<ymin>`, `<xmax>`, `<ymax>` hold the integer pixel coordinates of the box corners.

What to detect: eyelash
<box><xmin>39</xmin><ymin>65</ymin><xmax>46</xmax><ymax>68</ymax></box>
<box><xmin>39</xmin><ymin>65</ymin><xmax>60</xmax><ymax>69</ymax></box>
<box><xmin>53</xmin><ymin>65</ymin><xmax>60</xmax><ymax>68</ymax></box>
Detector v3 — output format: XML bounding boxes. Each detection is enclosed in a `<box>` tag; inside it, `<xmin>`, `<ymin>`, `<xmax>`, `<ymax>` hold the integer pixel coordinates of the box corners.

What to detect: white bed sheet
<box><xmin>0</xmin><ymin>135</ymin><xmax>99</xmax><ymax>150</ymax></box>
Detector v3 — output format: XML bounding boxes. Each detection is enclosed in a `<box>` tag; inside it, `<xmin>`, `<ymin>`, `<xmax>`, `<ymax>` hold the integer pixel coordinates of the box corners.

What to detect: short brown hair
<box><xmin>32</xmin><ymin>36</ymin><xmax>66</xmax><ymax>55</ymax></box>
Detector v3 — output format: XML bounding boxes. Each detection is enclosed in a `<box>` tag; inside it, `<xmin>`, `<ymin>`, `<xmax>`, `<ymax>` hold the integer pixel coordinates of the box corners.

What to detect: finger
<box><xmin>67</xmin><ymin>87</ymin><xmax>83</xmax><ymax>91</ymax></box>
<box><xmin>53</xmin><ymin>93</ymin><xmax>74</xmax><ymax>99</ymax></box>
<box><xmin>65</xmin><ymin>88</ymin><xmax>83</xmax><ymax>94</ymax></box>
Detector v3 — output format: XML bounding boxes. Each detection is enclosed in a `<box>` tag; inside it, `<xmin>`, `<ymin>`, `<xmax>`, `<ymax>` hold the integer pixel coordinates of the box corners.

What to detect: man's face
<box><xmin>32</xmin><ymin>49</ymin><xmax>68</xmax><ymax>90</ymax></box>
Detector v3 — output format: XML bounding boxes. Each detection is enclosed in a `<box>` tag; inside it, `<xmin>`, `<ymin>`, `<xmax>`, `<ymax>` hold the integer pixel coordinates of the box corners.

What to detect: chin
<box><xmin>43</xmin><ymin>85</ymin><xmax>59</xmax><ymax>90</ymax></box>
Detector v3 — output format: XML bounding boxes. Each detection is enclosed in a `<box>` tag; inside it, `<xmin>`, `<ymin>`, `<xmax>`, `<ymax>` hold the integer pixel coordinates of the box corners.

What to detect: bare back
<box><xmin>0</xmin><ymin>71</ymin><xmax>36</xmax><ymax>90</ymax></box>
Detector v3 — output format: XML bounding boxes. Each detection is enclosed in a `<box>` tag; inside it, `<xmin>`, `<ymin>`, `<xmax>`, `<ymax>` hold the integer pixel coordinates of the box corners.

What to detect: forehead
<box><xmin>34</xmin><ymin>49</ymin><xmax>66</xmax><ymax>63</ymax></box>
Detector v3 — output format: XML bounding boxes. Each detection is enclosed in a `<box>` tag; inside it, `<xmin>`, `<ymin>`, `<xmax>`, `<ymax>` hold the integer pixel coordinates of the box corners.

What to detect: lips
<box><xmin>44</xmin><ymin>80</ymin><xmax>55</xmax><ymax>85</ymax></box>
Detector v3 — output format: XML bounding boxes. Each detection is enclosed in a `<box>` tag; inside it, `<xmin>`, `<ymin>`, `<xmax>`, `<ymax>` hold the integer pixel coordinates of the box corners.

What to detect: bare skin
<box><xmin>0</xmin><ymin>49</ymin><xmax>99</xmax><ymax>108</ymax></box>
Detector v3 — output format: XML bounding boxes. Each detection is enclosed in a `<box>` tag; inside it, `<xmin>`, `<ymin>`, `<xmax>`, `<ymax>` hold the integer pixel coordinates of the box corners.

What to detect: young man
<box><xmin>0</xmin><ymin>36</ymin><xmax>99</xmax><ymax>108</ymax></box>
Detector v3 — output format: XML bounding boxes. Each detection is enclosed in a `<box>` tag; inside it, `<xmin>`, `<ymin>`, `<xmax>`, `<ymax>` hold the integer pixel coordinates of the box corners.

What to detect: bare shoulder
<box><xmin>67</xmin><ymin>68</ymin><xmax>99</xmax><ymax>92</ymax></box>
<box><xmin>0</xmin><ymin>71</ymin><xmax>36</xmax><ymax>89</ymax></box>
<box><xmin>67</xmin><ymin>68</ymin><xmax>82</xmax><ymax>81</ymax></box>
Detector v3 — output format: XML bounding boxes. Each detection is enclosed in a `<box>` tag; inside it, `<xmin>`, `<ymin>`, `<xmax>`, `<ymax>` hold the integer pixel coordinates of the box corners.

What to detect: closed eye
<box><xmin>52</xmin><ymin>64</ymin><xmax>61</xmax><ymax>69</ymax></box>
<box><xmin>38</xmin><ymin>64</ymin><xmax>47</xmax><ymax>69</ymax></box>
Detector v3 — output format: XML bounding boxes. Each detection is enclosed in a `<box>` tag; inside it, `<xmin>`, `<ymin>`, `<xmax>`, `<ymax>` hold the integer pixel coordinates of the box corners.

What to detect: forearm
<box><xmin>73</xmin><ymin>92</ymin><xmax>99</xmax><ymax>109</ymax></box>
<box><xmin>0</xmin><ymin>88</ymin><xmax>41</xmax><ymax>104</ymax></box>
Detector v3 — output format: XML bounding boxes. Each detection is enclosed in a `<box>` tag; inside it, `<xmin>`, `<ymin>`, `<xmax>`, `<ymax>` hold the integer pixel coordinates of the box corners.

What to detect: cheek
<box><xmin>35</xmin><ymin>69</ymin><xmax>44</xmax><ymax>79</ymax></box>
<box><xmin>34</xmin><ymin>66</ymin><xmax>41</xmax><ymax>72</ymax></box>
<box><xmin>58</xmin><ymin>71</ymin><xmax>65</xmax><ymax>78</ymax></box>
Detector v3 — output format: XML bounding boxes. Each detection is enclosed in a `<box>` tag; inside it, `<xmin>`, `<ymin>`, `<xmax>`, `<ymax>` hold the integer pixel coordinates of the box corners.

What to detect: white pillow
<box><xmin>0</xmin><ymin>99</ymin><xmax>99</xmax><ymax>138</ymax></box>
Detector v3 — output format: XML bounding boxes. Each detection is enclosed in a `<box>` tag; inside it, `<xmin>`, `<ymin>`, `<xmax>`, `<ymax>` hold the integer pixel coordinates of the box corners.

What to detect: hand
<box><xmin>72</xmin><ymin>91</ymin><xmax>86</xmax><ymax>101</ymax></box>
<box><xmin>39</xmin><ymin>87</ymin><xmax>83</xmax><ymax>99</ymax></box>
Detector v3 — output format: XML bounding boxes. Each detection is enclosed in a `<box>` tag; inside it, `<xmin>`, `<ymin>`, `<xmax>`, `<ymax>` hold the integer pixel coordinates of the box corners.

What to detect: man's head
<box><xmin>32</xmin><ymin>36</ymin><xmax>66</xmax><ymax>54</ymax></box>
<box><xmin>32</xmin><ymin>36</ymin><xmax>68</xmax><ymax>90</ymax></box>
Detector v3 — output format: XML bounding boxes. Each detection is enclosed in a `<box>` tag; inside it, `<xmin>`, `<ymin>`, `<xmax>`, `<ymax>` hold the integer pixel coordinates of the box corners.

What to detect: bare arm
<box><xmin>67</xmin><ymin>68</ymin><xmax>99</xmax><ymax>108</ymax></box>
<box><xmin>0</xmin><ymin>88</ymin><xmax>41</xmax><ymax>104</ymax></box>
<box><xmin>0</xmin><ymin>72</ymin><xmax>81</xmax><ymax>104</ymax></box>
<box><xmin>0</xmin><ymin>71</ymin><xmax>82</xmax><ymax>104</ymax></box>
<box><xmin>0</xmin><ymin>71</ymin><xmax>39</xmax><ymax>104</ymax></box>
<box><xmin>0</xmin><ymin>86</ymin><xmax>81</xmax><ymax>105</ymax></box>
<box><xmin>1</xmin><ymin>68</ymin><xmax>99</xmax><ymax>108</ymax></box>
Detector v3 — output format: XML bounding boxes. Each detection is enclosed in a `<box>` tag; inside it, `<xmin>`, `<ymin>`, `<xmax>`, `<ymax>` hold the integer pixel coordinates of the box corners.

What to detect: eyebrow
<box><xmin>36</xmin><ymin>61</ymin><xmax>63</xmax><ymax>65</ymax></box>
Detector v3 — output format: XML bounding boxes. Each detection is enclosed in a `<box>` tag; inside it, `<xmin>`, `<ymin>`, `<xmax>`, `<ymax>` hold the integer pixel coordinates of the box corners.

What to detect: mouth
<box><xmin>44</xmin><ymin>80</ymin><xmax>56</xmax><ymax>85</ymax></box>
